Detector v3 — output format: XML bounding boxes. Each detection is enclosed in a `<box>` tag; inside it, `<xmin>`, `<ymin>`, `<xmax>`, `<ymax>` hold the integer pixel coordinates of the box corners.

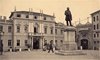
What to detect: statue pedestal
<box><xmin>62</xmin><ymin>26</ymin><xmax>77</xmax><ymax>50</ymax></box>
<box><xmin>55</xmin><ymin>26</ymin><xmax>85</xmax><ymax>55</ymax></box>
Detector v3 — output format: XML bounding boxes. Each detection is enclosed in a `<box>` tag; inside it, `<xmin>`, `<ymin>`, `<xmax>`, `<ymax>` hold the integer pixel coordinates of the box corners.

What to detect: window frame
<box><xmin>8</xmin><ymin>26</ymin><xmax>12</xmax><ymax>33</ymax></box>
<box><xmin>0</xmin><ymin>25</ymin><xmax>3</xmax><ymax>32</ymax></box>
<box><xmin>8</xmin><ymin>40</ymin><xmax>12</xmax><ymax>47</ymax></box>
<box><xmin>17</xmin><ymin>40</ymin><xmax>20</xmax><ymax>46</ymax></box>
<box><xmin>17</xmin><ymin>25</ymin><xmax>20</xmax><ymax>33</ymax></box>
<box><xmin>26</xmin><ymin>15</ymin><xmax>29</xmax><ymax>18</ymax></box>
<box><xmin>16</xmin><ymin>14</ymin><xmax>21</xmax><ymax>17</ymax></box>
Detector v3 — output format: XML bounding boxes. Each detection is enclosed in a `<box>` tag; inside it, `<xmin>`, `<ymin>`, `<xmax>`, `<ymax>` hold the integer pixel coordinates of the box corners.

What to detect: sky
<box><xmin>0</xmin><ymin>0</ymin><xmax>100</xmax><ymax>25</ymax></box>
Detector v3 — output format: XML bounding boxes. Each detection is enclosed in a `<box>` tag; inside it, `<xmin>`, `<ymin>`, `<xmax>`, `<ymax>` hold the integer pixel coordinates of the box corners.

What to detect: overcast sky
<box><xmin>0</xmin><ymin>0</ymin><xmax>100</xmax><ymax>25</ymax></box>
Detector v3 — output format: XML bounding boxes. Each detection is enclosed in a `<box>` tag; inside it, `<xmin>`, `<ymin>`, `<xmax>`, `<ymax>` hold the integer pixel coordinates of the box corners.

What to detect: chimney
<box><xmin>0</xmin><ymin>16</ymin><xmax>2</xmax><ymax>20</ymax></box>
<box><xmin>3</xmin><ymin>16</ymin><xmax>7</xmax><ymax>23</ymax></box>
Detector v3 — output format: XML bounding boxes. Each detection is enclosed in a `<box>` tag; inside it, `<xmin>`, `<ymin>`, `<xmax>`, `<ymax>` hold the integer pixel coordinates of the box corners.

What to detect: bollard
<box><xmin>28</xmin><ymin>48</ymin><xmax>30</xmax><ymax>51</ymax></box>
<box><xmin>19</xmin><ymin>48</ymin><xmax>22</xmax><ymax>52</ymax></box>
<box><xmin>80</xmin><ymin>46</ymin><xmax>83</xmax><ymax>50</ymax></box>
<box><xmin>10</xmin><ymin>48</ymin><xmax>12</xmax><ymax>52</ymax></box>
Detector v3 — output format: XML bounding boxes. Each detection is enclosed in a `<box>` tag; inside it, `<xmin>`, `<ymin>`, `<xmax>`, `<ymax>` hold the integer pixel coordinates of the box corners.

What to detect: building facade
<box><xmin>0</xmin><ymin>11</ymin><xmax>65</xmax><ymax>51</ymax></box>
<box><xmin>91</xmin><ymin>10</ymin><xmax>100</xmax><ymax>50</ymax></box>
<box><xmin>76</xmin><ymin>22</ymin><xmax>93</xmax><ymax>50</ymax></box>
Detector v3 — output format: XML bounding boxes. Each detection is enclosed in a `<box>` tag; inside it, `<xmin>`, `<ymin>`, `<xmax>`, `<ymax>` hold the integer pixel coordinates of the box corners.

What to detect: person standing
<box><xmin>48</xmin><ymin>40</ymin><xmax>54</xmax><ymax>53</ymax></box>
<box><xmin>65</xmin><ymin>7</ymin><xmax>72</xmax><ymax>26</ymax></box>
<box><xmin>0</xmin><ymin>42</ymin><xmax>3</xmax><ymax>55</ymax></box>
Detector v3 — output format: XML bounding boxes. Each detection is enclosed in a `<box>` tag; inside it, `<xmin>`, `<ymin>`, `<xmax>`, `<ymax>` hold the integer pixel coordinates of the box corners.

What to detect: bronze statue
<box><xmin>65</xmin><ymin>7</ymin><xmax>72</xmax><ymax>26</ymax></box>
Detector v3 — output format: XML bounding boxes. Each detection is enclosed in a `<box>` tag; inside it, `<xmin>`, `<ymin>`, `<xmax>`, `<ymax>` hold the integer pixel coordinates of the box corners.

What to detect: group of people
<box><xmin>0</xmin><ymin>41</ymin><xmax>3</xmax><ymax>55</ymax></box>
<box><xmin>43</xmin><ymin>40</ymin><xmax>54</xmax><ymax>53</ymax></box>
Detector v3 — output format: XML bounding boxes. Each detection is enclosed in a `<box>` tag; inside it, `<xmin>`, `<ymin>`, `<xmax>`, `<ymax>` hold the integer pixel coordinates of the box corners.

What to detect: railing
<box><xmin>28</xmin><ymin>32</ymin><xmax>44</xmax><ymax>36</ymax></box>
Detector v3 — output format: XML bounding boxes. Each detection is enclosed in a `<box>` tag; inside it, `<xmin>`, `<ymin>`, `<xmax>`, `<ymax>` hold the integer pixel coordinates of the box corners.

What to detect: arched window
<box><xmin>34</xmin><ymin>27</ymin><xmax>37</xmax><ymax>34</ymax></box>
<box><xmin>34</xmin><ymin>23</ymin><xmax>39</xmax><ymax>34</ymax></box>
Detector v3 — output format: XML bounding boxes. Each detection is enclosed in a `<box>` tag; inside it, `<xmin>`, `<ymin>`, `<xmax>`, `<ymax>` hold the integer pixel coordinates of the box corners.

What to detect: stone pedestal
<box><xmin>63</xmin><ymin>26</ymin><xmax>77</xmax><ymax>50</ymax></box>
<box><xmin>55</xmin><ymin>26</ymin><xmax>86</xmax><ymax>55</ymax></box>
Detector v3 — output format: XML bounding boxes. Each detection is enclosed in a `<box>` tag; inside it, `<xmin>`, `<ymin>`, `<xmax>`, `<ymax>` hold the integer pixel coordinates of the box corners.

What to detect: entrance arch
<box><xmin>33</xmin><ymin>37</ymin><xmax>40</xmax><ymax>49</ymax></box>
<box><xmin>81</xmin><ymin>39</ymin><xmax>88</xmax><ymax>50</ymax></box>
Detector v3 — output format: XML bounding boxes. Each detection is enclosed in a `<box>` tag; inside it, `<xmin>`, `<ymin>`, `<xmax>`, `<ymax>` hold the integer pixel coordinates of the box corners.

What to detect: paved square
<box><xmin>0</xmin><ymin>50</ymin><xmax>99</xmax><ymax>60</ymax></box>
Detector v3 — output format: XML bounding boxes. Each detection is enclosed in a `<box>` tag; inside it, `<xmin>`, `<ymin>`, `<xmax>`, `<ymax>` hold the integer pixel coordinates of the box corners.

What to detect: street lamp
<box><xmin>41</xmin><ymin>33</ymin><xmax>44</xmax><ymax>49</ymax></box>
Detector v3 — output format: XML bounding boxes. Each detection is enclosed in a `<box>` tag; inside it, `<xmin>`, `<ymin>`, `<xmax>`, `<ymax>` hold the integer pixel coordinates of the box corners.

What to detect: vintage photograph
<box><xmin>0</xmin><ymin>0</ymin><xmax>100</xmax><ymax>60</ymax></box>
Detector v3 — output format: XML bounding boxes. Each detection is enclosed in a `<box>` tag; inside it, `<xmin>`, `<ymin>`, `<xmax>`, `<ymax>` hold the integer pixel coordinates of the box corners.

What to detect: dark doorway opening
<box><xmin>33</xmin><ymin>37</ymin><xmax>40</xmax><ymax>49</ymax></box>
<box><xmin>81</xmin><ymin>39</ymin><xmax>88</xmax><ymax>50</ymax></box>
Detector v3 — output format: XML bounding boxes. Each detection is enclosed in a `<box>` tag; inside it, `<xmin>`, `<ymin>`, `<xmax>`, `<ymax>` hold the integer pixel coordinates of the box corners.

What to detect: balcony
<box><xmin>28</xmin><ymin>32</ymin><xmax>44</xmax><ymax>36</ymax></box>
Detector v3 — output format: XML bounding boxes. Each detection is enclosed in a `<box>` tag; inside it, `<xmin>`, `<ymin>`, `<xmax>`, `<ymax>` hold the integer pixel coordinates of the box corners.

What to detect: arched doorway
<box><xmin>33</xmin><ymin>37</ymin><xmax>40</xmax><ymax>49</ymax></box>
<box><xmin>81</xmin><ymin>39</ymin><xmax>88</xmax><ymax>50</ymax></box>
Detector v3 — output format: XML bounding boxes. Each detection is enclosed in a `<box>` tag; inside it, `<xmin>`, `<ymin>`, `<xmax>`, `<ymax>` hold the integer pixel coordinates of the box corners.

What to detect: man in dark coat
<box><xmin>48</xmin><ymin>40</ymin><xmax>54</xmax><ymax>53</ymax></box>
<box><xmin>65</xmin><ymin>7</ymin><xmax>72</xmax><ymax>26</ymax></box>
<box><xmin>0</xmin><ymin>42</ymin><xmax>3</xmax><ymax>55</ymax></box>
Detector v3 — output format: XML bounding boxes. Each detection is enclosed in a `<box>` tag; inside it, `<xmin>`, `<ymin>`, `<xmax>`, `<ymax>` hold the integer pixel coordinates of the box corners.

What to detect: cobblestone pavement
<box><xmin>0</xmin><ymin>50</ymin><xmax>99</xmax><ymax>60</ymax></box>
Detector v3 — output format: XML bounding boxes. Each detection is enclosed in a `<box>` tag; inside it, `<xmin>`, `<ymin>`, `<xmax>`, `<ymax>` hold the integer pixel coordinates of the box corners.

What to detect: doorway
<box><xmin>33</xmin><ymin>37</ymin><xmax>40</xmax><ymax>49</ymax></box>
<box><xmin>81</xmin><ymin>39</ymin><xmax>88</xmax><ymax>50</ymax></box>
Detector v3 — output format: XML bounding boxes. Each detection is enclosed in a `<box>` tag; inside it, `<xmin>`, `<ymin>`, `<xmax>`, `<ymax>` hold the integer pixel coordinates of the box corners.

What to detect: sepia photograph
<box><xmin>0</xmin><ymin>0</ymin><xmax>100</xmax><ymax>60</ymax></box>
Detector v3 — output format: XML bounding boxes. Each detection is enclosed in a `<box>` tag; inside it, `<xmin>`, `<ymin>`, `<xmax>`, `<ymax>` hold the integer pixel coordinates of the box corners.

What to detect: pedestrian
<box><xmin>0</xmin><ymin>42</ymin><xmax>3</xmax><ymax>55</ymax></box>
<box><xmin>43</xmin><ymin>40</ymin><xmax>48</xmax><ymax>51</ymax></box>
<box><xmin>48</xmin><ymin>40</ymin><xmax>54</xmax><ymax>53</ymax></box>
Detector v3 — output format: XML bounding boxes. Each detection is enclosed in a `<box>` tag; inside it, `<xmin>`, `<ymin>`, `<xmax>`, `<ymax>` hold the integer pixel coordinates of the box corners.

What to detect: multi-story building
<box><xmin>76</xmin><ymin>22</ymin><xmax>93</xmax><ymax>50</ymax></box>
<box><xmin>91</xmin><ymin>10</ymin><xmax>100</xmax><ymax>50</ymax></box>
<box><xmin>0</xmin><ymin>10</ymin><xmax>65</xmax><ymax>51</ymax></box>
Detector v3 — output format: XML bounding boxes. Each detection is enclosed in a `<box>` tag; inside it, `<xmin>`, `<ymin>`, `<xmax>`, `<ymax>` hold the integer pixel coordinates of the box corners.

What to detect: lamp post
<box><xmin>41</xmin><ymin>33</ymin><xmax>44</xmax><ymax>49</ymax></box>
<box><xmin>0</xmin><ymin>31</ymin><xmax>4</xmax><ymax>55</ymax></box>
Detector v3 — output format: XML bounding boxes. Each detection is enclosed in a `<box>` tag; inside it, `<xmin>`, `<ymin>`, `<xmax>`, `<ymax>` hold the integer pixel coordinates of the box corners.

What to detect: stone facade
<box><xmin>76</xmin><ymin>22</ymin><xmax>93</xmax><ymax>50</ymax></box>
<box><xmin>0</xmin><ymin>11</ymin><xmax>65</xmax><ymax>51</ymax></box>
<box><xmin>91</xmin><ymin>10</ymin><xmax>100</xmax><ymax>50</ymax></box>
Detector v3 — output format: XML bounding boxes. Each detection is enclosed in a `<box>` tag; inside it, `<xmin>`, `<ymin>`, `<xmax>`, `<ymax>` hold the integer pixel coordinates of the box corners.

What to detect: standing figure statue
<box><xmin>65</xmin><ymin>7</ymin><xmax>72</xmax><ymax>26</ymax></box>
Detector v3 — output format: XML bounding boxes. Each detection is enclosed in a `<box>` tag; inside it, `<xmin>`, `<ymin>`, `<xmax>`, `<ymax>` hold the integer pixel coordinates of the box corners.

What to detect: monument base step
<box><xmin>55</xmin><ymin>50</ymin><xmax>86</xmax><ymax>56</ymax></box>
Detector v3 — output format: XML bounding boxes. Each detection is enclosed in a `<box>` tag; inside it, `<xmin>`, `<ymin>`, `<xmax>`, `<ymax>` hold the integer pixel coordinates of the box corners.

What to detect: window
<box><xmin>97</xmin><ymin>16</ymin><xmax>98</xmax><ymax>21</ymax></box>
<box><xmin>8</xmin><ymin>40</ymin><xmax>12</xmax><ymax>46</ymax></box>
<box><xmin>97</xmin><ymin>24</ymin><xmax>99</xmax><ymax>29</ymax></box>
<box><xmin>17</xmin><ymin>26</ymin><xmax>20</xmax><ymax>33</ymax></box>
<box><xmin>55</xmin><ymin>40</ymin><xmax>57</xmax><ymax>43</ymax></box>
<box><xmin>94</xmin><ymin>34</ymin><xmax>96</xmax><ymax>38</ymax></box>
<box><xmin>50</xmin><ymin>27</ymin><xmax>53</xmax><ymax>34</ymax></box>
<box><xmin>24</xmin><ymin>25</ymin><xmax>28</xmax><ymax>32</ymax></box>
<box><xmin>44</xmin><ymin>17</ymin><xmax>46</xmax><ymax>20</ymax></box>
<box><xmin>34</xmin><ymin>16</ymin><xmax>37</xmax><ymax>19</ymax></box>
<box><xmin>17</xmin><ymin>14</ymin><xmax>21</xmax><ymax>17</ymax></box>
<box><xmin>8</xmin><ymin>26</ymin><xmax>12</xmax><ymax>33</ymax></box>
<box><xmin>60</xmin><ymin>40</ymin><xmax>63</xmax><ymax>43</ymax></box>
<box><xmin>17</xmin><ymin>40</ymin><xmax>20</xmax><ymax>46</ymax></box>
<box><xmin>61</xmin><ymin>30</ymin><xmax>63</xmax><ymax>34</ymax></box>
<box><xmin>94</xmin><ymin>25</ymin><xmax>95</xmax><ymax>30</ymax></box>
<box><xmin>94</xmin><ymin>41</ymin><xmax>96</xmax><ymax>44</ymax></box>
<box><xmin>34</xmin><ymin>27</ymin><xmax>38</xmax><ymax>34</ymax></box>
<box><xmin>93</xmin><ymin>17</ymin><xmax>95</xmax><ymax>22</ymax></box>
<box><xmin>44</xmin><ymin>27</ymin><xmax>47</xmax><ymax>34</ymax></box>
<box><xmin>0</xmin><ymin>25</ymin><xmax>3</xmax><ymax>32</ymax></box>
<box><xmin>26</xmin><ymin>15</ymin><xmax>29</xmax><ymax>18</ymax></box>
<box><xmin>25</xmin><ymin>40</ymin><xmax>27</xmax><ymax>46</ymax></box>
<box><xmin>55</xmin><ymin>29</ymin><xmax>57</xmax><ymax>34</ymax></box>
<box><xmin>97</xmin><ymin>33</ymin><xmax>99</xmax><ymax>37</ymax></box>
<box><xmin>97</xmin><ymin>41</ymin><xmax>99</xmax><ymax>43</ymax></box>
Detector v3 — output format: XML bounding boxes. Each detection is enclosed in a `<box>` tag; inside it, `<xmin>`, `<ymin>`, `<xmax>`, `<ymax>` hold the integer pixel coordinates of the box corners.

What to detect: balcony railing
<box><xmin>28</xmin><ymin>32</ymin><xmax>44</xmax><ymax>36</ymax></box>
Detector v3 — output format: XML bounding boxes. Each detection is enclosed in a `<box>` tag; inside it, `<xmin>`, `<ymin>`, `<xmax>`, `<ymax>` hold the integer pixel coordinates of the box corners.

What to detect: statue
<box><xmin>65</xmin><ymin>7</ymin><xmax>72</xmax><ymax>26</ymax></box>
